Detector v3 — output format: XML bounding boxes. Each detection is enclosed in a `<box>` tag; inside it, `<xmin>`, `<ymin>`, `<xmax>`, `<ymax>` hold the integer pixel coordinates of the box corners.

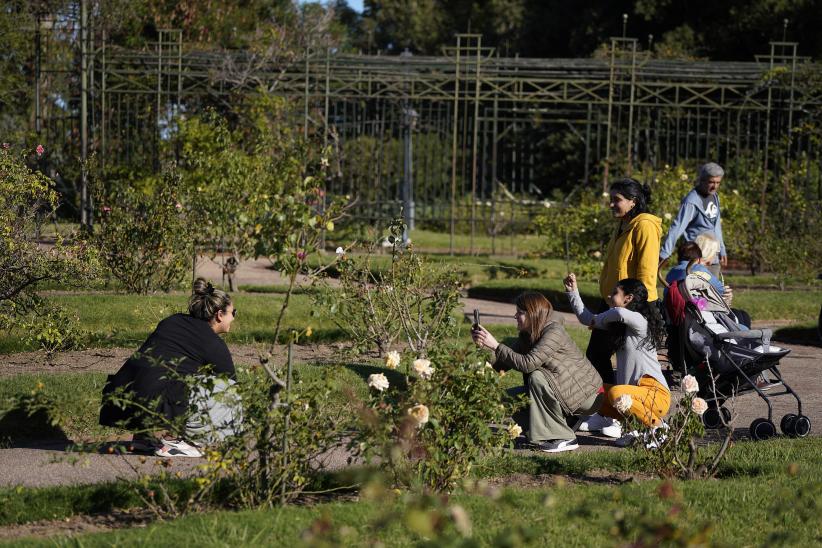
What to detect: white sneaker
<box><xmin>614</xmin><ymin>430</ymin><xmax>640</xmax><ymax>448</ymax></box>
<box><xmin>576</xmin><ymin>413</ymin><xmax>613</xmax><ymax>433</ymax></box>
<box><xmin>600</xmin><ymin>421</ymin><xmax>623</xmax><ymax>438</ymax></box>
<box><xmin>538</xmin><ymin>439</ymin><xmax>580</xmax><ymax>453</ymax></box>
<box><xmin>155</xmin><ymin>438</ymin><xmax>203</xmax><ymax>458</ymax></box>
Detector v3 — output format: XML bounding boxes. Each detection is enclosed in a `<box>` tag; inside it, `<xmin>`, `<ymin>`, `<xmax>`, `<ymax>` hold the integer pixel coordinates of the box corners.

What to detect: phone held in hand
<box><xmin>473</xmin><ymin>309</ymin><xmax>480</xmax><ymax>329</ymax></box>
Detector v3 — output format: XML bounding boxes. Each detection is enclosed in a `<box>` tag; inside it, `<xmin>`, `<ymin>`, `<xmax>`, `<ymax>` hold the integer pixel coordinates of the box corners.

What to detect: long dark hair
<box><xmin>612</xmin><ymin>278</ymin><xmax>665</xmax><ymax>351</ymax></box>
<box><xmin>609</xmin><ymin>178</ymin><xmax>652</xmax><ymax>221</ymax></box>
<box><xmin>514</xmin><ymin>292</ymin><xmax>553</xmax><ymax>349</ymax></box>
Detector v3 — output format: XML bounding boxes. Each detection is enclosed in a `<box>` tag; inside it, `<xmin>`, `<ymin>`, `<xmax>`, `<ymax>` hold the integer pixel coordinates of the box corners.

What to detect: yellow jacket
<box><xmin>599</xmin><ymin>213</ymin><xmax>662</xmax><ymax>302</ymax></box>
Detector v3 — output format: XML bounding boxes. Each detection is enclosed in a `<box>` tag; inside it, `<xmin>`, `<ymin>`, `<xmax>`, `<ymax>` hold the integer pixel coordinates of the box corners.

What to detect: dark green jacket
<box><xmin>493</xmin><ymin>322</ymin><xmax>602</xmax><ymax>414</ymax></box>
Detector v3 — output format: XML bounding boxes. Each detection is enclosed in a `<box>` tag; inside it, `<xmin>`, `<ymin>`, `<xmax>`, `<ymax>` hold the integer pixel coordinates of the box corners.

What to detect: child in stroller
<box><xmin>663</xmin><ymin>264</ymin><xmax>811</xmax><ymax>440</ymax></box>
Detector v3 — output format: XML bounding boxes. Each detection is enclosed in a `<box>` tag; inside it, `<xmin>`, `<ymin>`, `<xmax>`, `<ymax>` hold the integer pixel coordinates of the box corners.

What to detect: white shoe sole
<box><xmin>540</xmin><ymin>443</ymin><xmax>579</xmax><ymax>453</ymax></box>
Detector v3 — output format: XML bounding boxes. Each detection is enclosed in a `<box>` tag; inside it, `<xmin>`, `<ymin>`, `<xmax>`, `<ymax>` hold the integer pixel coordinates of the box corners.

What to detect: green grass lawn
<box><xmin>4</xmin><ymin>438</ymin><xmax>820</xmax><ymax>546</ymax></box>
<box><xmin>0</xmin><ymin>292</ymin><xmax>346</xmax><ymax>354</ymax></box>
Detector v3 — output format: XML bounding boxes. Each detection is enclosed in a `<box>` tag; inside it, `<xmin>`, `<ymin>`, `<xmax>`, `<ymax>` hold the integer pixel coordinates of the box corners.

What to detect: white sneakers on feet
<box><xmin>577</xmin><ymin>413</ymin><xmax>618</xmax><ymax>434</ymax></box>
<box><xmin>600</xmin><ymin>421</ymin><xmax>623</xmax><ymax>438</ymax></box>
<box><xmin>155</xmin><ymin>438</ymin><xmax>203</xmax><ymax>458</ymax></box>
<box><xmin>537</xmin><ymin>439</ymin><xmax>580</xmax><ymax>453</ymax></box>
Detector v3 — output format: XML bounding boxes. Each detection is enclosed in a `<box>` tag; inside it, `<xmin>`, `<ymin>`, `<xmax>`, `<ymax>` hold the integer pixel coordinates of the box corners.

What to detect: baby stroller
<box><xmin>663</xmin><ymin>265</ymin><xmax>811</xmax><ymax>441</ymax></box>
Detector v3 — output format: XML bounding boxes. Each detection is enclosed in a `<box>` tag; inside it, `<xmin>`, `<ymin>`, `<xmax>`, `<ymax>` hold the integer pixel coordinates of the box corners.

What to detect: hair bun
<box><xmin>192</xmin><ymin>277</ymin><xmax>209</xmax><ymax>296</ymax></box>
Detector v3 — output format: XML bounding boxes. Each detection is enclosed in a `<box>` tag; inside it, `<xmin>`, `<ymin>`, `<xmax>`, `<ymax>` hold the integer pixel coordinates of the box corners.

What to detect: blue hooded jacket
<box><xmin>660</xmin><ymin>188</ymin><xmax>725</xmax><ymax>262</ymax></box>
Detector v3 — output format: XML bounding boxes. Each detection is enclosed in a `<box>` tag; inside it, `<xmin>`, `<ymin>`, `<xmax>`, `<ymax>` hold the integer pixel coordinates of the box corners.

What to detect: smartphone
<box><xmin>473</xmin><ymin>309</ymin><xmax>480</xmax><ymax>329</ymax></box>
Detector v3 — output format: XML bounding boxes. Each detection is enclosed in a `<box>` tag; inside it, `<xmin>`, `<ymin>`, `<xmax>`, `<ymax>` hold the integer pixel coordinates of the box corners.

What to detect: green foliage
<box><xmin>353</xmin><ymin>343</ymin><xmax>521</xmax><ymax>492</ymax></box>
<box><xmin>0</xmin><ymin>146</ymin><xmax>99</xmax><ymax>316</ymax></box>
<box><xmin>20</xmin><ymin>302</ymin><xmax>88</xmax><ymax>364</ymax></box>
<box><xmin>94</xmin><ymin>168</ymin><xmax>193</xmax><ymax>293</ymax></box>
<box><xmin>192</xmin><ymin>362</ymin><xmax>352</xmax><ymax>508</ymax></box>
<box><xmin>316</xmin><ymin>220</ymin><xmax>463</xmax><ymax>356</ymax></box>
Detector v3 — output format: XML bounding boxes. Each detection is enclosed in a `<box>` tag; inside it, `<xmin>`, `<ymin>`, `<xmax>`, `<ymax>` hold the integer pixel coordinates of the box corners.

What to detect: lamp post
<box><xmin>402</xmin><ymin>106</ymin><xmax>418</xmax><ymax>244</ymax></box>
<box><xmin>400</xmin><ymin>49</ymin><xmax>418</xmax><ymax>245</ymax></box>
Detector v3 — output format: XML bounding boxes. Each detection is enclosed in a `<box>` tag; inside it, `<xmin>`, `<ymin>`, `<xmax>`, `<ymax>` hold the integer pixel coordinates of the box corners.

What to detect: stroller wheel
<box><xmin>750</xmin><ymin>418</ymin><xmax>776</xmax><ymax>441</ymax></box>
<box><xmin>780</xmin><ymin>414</ymin><xmax>797</xmax><ymax>436</ymax></box>
<box><xmin>703</xmin><ymin>407</ymin><xmax>732</xmax><ymax>429</ymax></box>
<box><xmin>792</xmin><ymin>415</ymin><xmax>812</xmax><ymax>438</ymax></box>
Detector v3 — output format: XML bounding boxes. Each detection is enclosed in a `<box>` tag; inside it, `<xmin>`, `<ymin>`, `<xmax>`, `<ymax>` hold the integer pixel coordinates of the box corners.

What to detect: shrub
<box><xmin>193</xmin><ymin>358</ymin><xmax>352</xmax><ymax>507</ymax></box>
<box><xmin>94</xmin><ymin>168</ymin><xmax>193</xmax><ymax>293</ymax></box>
<box><xmin>0</xmin><ymin>145</ymin><xmax>99</xmax><ymax>319</ymax></box>
<box><xmin>316</xmin><ymin>219</ymin><xmax>462</xmax><ymax>356</ymax></box>
<box><xmin>352</xmin><ymin>343</ymin><xmax>521</xmax><ymax>492</ymax></box>
<box><xmin>625</xmin><ymin>372</ymin><xmax>732</xmax><ymax>480</ymax></box>
<box><xmin>20</xmin><ymin>302</ymin><xmax>88</xmax><ymax>363</ymax></box>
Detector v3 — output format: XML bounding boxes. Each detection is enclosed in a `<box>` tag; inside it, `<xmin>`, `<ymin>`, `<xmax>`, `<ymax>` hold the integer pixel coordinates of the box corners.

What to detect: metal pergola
<box><xmin>33</xmin><ymin>9</ymin><xmax>822</xmax><ymax>254</ymax></box>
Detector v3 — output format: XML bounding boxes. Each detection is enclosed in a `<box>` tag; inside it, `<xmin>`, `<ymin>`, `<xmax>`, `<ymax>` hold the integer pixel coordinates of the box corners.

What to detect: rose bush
<box><xmin>351</xmin><ymin>344</ymin><xmax>522</xmax><ymax>492</ymax></box>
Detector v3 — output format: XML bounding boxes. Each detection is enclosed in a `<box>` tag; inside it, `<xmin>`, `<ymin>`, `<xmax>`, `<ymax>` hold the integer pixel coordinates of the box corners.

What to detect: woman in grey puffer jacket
<box><xmin>472</xmin><ymin>292</ymin><xmax>603</xmax><ymax>453</ymax></box>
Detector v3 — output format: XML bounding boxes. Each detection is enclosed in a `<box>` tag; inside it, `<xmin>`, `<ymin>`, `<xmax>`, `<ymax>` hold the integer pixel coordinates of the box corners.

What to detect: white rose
<box><xmin>614</xmin><ymin>394</ymin><xmax>633</xmax><ymax>414</ymax></box>
<box><xmin>384</xmin><ymin>350</ymin><xmax>401</xmax><ymax>370</ymax></box>
<box><xmin>367</xmin><ymin>373</ymin><xmax>389</xmax><ymax>392</ymax></box>
<box><xmin>543</xmin><ymin>200</ymin><xmax>551</xmax><ymax>208</ymax></box>
<box><xmin>680</xmin><ymin>173</ymin><xmax>689</xmax><ymax>181</ymax></box>
<box><xmin>335</xmin><ymin>246</ymin><xmax>345</xmax><ymax>255</ymax></box>
<box><xmin>407</xmin><ymin>404</ymin><xmax>430</xmax><ymax>427</ymax></box>
<box><xmin>412</xmin><ymin>358</ymin><xmax>435</xmax><ymax>380</ymax></box>
<box><xmin>507</xmin><ymin>423</ymin><xmax>523</xmax><ymax>439</ymax></box>
<box><xmin>691</xmin><ymin>397</ymin><xmax>708</xmax><ymax>415</ymax></box>
<box><xmin>664</xmin><ymin>212</ymin><xmax>672</xmax><ymax>220</ymax></box>
<box><xmin>593</xmin><ymin>251</ymin><xmax>602</xmax><ymax>259</ymax></box>
<box><xmin>601</xmin><ymin>192</ymin><xmax>609</xmax><ymax>198</ymax></box>
<box><xmin>681</xmin><ymin>375</ymin><xmax>699</xmax><ymax>394</ymax></box>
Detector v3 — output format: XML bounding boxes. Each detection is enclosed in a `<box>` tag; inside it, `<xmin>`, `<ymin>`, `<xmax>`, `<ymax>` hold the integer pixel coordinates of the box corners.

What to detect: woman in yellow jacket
<box><xmin>577</xmin><ymin>178</ymin><xmax>661</xmax><ymax>438</ymax></box>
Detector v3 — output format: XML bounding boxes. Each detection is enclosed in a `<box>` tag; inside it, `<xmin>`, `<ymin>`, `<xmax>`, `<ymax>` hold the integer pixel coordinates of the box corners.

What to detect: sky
<box><xmin>301</xmin><ymin>0</ymin><xmax>363</xmax><ymax>12</ymax></box>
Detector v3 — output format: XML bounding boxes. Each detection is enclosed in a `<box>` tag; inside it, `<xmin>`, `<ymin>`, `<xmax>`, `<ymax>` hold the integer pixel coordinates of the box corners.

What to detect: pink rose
<box><xmin>296</xmin><ymin>251</ymin><xmax>307</xmax><ymax>261</ymax></box>
<box><xmin>36</xmin><ymin>144</ymin><xmax>45</xmax><ymax>156</ymax></box>
<box><xmin>102</xmin><ymin>206</ymin><xmax>112</xmax><ymax>213</ymax></box>
<box><xmin>175</xmin><ymin>202</ymin><xmax>183</xmax><ymax>210</ymax></box>
<box><xmin>1</xmin><ymin>143</ymin><xmax>9</xmax><ymax>150</ymax></box>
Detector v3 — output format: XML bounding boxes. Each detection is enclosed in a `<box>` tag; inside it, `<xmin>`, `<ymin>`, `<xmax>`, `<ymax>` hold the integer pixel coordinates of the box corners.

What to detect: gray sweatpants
<box><xmin>508</xmin><ymin>370</ymin><xmax>602</xmax><ymax>443</ymax></box>
<box><xmin>186</xmin><ymin>377</ymin><xmax>243</xmax><ymax>444</ymax></box>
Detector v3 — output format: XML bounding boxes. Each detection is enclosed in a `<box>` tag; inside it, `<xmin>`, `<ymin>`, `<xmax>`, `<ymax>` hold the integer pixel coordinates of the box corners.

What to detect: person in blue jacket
<box><xmin>660</xmin><ymin>163</ymin><xmax>727</xmax><ymax>276</ymax></box>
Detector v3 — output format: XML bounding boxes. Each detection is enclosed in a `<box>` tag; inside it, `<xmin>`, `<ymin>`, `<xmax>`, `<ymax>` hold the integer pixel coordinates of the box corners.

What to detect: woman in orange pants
<box><xmin>565</xmin><ymin>274</ymin><xmax>670</xmax><ymax>446</ymax></box>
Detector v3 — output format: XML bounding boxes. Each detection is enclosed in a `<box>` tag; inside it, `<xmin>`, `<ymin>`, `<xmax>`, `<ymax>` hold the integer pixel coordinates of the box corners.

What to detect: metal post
<box><xmin>584</xmin><ymin>103</ymin><xmax>592</xmax><ymax>185</ymax></box>
<box><xmin>80</xmin><ymin>0</ymin><xmax>90</xmax><ymax>227</ymax></box>
<box><xmin>470</xmin><ymin>36</ymin><xmax>482</xmax><ymax>256</ymax></box>
<box><xmin>101</xmin><ymin>29</ymin><xmax>106</xmax><ymax>167</ymax></box>
<box><xmin>760</xmin><ymin>43</ymin><xmax>775</xmax><ymax>231</ymax></box>
<box><xmin>303</xmin><ymin>47</ymin><xmax>310</xmax><ymax>139</ymax></box>
<box><xmin>603</xmin><ymin>37</ymin><xmax>617</xmax><ymax>192</ymax></box>
<box><xmin>491</xmin><ymin>95</ymin><xmax>499</xmax><ymax>255</ymax></box>
<box><xmin>35</xmin><ymin>14</ymin><xmax>41</xmax><ymax>135</ymax></box>
<box><xmin>449</xmin><ymin>36</ymin><xmax>461</xmax><ymax>255</ymax></box>
<box><xmin>402</xmin><ymin>105</ymin><xmax>417</xmax><ymax>242</ymax></box>
<box><xmin>156</xmin><ymin>29</ymin><xmax>163</xmax><ymax>171</ymax></box>
<box><xmin>626</xmin><ymin>39</ymin><xmax>637</xmax><ymax>175</ymax></box>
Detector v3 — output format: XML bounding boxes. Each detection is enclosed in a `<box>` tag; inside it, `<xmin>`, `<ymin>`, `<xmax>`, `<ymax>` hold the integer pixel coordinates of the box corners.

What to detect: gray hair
<box><xmin>697</xmin><ymin>162</ymin><xmax>724</xmax><ymax>183</ymax></box>
<box><xmin>189</xmin><ymin>278</ymin><xmax>232</xmax><ymax>321</ymax></box>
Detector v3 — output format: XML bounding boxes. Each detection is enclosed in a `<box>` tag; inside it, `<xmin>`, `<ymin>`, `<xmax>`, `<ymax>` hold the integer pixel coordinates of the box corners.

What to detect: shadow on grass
<box><xmin>0</xmin><ymin>408</ymin><xmax>72</xmax><ymax>449</ymax></box>
<box><xmin>467</xmin><ymin>286</ymin><xmax>601</xmax><ymax>313</ymax></box>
